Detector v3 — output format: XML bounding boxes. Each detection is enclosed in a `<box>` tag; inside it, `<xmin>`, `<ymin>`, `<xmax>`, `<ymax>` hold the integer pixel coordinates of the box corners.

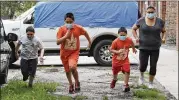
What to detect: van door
<box><xmin>80</xmin><ymin>27</ymin><xmax>98</xmax><ymax>49</ymax></box>
<box><xmin>35</xmin><ymin>27</ymin><xmax>58</xmax><ymax>50</ymax></box>
<box><xmin>0</xmin><ymin>20</ymin><xmax>10</xmax><ymax>72</ymax></box>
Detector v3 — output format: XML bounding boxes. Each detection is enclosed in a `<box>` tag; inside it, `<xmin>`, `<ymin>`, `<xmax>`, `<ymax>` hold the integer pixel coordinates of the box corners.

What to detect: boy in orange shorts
<box><xmin>56</xmin><ymin>12</ymin><xmax>91</xmax><ymax>94</ymax></box>
<box><xmin>110</xmin><ymin>27</ymin><xmax>137</xmax><ymax>92</ymax></box>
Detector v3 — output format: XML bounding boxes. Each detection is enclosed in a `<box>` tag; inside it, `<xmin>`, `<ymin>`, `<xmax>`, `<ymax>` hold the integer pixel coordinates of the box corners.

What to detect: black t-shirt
<box><xmin>136</xmin><ymin>17</ymin><xmax>165</xmax><ymax>50</ymax></box>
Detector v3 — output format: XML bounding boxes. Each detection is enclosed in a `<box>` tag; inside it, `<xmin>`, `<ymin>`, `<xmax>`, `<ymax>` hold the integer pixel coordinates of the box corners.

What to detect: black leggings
<box><xmin>139</xmin><ymin>49</ymin><xmax>160</xmax><ymax>75</ymax></box>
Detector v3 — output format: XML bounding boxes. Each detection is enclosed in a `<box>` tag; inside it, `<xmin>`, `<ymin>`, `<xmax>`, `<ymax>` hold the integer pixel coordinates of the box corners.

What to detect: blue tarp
<box><xmin>34</xmin><ymin>1</ymin><xmax>138</xmax><ymax>28</ymax></box>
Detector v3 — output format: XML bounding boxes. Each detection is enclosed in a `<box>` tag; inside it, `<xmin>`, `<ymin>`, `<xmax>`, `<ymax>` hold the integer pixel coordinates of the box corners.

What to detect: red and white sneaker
<box><xmin>123</xmin><ymin>84</ymin><xmax>130</xmax><ymax>92</ymax></box>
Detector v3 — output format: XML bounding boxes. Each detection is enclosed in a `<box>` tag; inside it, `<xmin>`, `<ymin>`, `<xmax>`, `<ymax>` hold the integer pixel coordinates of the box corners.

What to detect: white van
<box><xmin>2</xmin><ymin>1</ymin><xmax>139</xmax><ymax>66</ymax></box>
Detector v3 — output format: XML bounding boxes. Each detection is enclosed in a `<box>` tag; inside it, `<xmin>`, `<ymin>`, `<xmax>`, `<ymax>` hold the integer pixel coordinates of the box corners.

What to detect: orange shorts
<box><xmin>112</xmin><ymin>64</ymin><xmax>130</xmax><ymax>75</ymax></box>
<box><xmin>60</xmin><ymin>51</ymin><xmax>79</xmax><ymax>72</ymax></box>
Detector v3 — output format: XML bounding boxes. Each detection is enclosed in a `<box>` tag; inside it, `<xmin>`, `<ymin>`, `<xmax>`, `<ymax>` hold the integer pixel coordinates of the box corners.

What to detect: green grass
<box><xmin>117</xmin><ymin>73</ymin><xmax>138</xmax><ymax>81</ymax></box>
<box><xmin>1</xmin><ymin>80</ymin><xmax>87</xmax><ymax>100</ymax></box>
<box><xmin>75</xmin><ymin>96</ymin><xmax>88</xmax><ymax>100</ymax></box>
<box><xmin>132</xmin><ymin>85</ymin><xmax>166</xmax><ymax>100</ymax></box>
<box><xmin>133</xmin><ymin>90</ymin><xmax>166</xmax><ymax>100</ymax></box>
<box><xmin>133</xmin><ymin>85</ymin><xmax>149</xmax><ymax>89</ymax></box>
<box><xmin>103</xmin><ymin>96</ymin><xmax>109</xmax><ymax>100</ymax></box>
<box><xmin>131</xmin><ymin>72</ymin><xmax>166</xmax><ymax>100</ymax></box>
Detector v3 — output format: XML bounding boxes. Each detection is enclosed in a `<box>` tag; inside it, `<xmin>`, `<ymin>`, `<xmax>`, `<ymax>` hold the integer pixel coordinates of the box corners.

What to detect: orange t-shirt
<box><xmin>56</xmin><ymin>24</ymin><xmax>86</xmax><ymax>55</ymax></box>
<box><xmin>110</xmin><ymin>37</ymin><xmax>133</xmax><ymax>66</ymax></box>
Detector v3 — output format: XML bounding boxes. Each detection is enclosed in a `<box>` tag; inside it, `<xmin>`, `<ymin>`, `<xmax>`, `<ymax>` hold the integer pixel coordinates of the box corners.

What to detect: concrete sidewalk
<box><xmin>132</xmin><ymin>47</ymin><xmax>178</xmax><ymax>99</ymax></box>
<box><xmin>155</xmin><ymin>48</ymin><xmax>178</xmax><ymax>99</ymax></box>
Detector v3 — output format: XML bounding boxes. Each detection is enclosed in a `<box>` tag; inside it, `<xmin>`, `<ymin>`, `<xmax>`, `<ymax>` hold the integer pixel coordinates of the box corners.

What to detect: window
<box><xmin>23</xmin><ymin>13</ymin><xmax>34</xmax><ymax>24</ymax></box>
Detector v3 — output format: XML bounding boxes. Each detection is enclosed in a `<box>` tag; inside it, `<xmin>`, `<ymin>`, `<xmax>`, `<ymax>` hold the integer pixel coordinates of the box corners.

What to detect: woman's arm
<box><xmin>132</xmin><ymin>24</ymin><xmax>139</xmax><ymax>42</ymax></box>
<box><xmin>161</xmin><ymin>28</ymin><xmax>166</xmax><ymax>43</ymax></box>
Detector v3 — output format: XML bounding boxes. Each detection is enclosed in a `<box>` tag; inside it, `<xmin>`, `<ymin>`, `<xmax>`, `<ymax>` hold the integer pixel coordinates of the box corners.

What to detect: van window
<box><xmin>23</xmin><ymin>13</ymin><xmax>34</xmax><ymax>24</ymax></box>
<box><xmin>15</xmin><ymin>6</ymin><xmax>35</xmax><ymax>20</ymax></box>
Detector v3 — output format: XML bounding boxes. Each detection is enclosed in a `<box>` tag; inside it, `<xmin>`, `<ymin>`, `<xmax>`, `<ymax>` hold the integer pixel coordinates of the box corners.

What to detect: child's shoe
<box><xmin>75</xmin><ymin>82</ymin><xmax>80</xmax><ymax>92</ymax></box>
<box><xmin>123</xmin><ymin>84</ymin><xmax>130</xmax><ymax>92</ymax></box>
<box><xmin>110</xmin><ymin>79</ymin><xmax>117</xmax><ymax>89</ymax></box>
<box><xmin>69</xmin><ymin>84</ymin><xmax>75</xmax><ymax>94</ymax></box>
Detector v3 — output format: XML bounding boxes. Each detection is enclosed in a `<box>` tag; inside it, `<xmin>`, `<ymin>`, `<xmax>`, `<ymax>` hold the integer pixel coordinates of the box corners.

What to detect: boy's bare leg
<box><xmin>71</xmin><ymin>68</ymin><xmax>79</xmax><ymax>83</ymax></box>
<box><xmin>110</xmin><ymin>74</ymin><xmax>118</xmax><ymax>89</ymax></box>
<box><xmin>113</xmin><ymin>75</ymin><xmax>118</xmax><ymax>80</ymax></box>
<box><xmin>66</xmin><ymin>71</ymin><xmax>73</xmax><ymax>85</ymax></box>
<box><xmin>124</xmin><ymin>72</ymin><xmax>130</xmax><ymax>85</ymax></box>
<box><xmin>66</xmin><ymin>70</ymin><xmax>75</xmax><ymax>93</ymax></box>
<box><xmin>71</xmin><ymin>67</ymin><xmax>81</xmax><ymax>92</ymax></box>
<box><xmin>123</xmin><ymin>72</ymin><xmax>130</xmax><ymax>92</ymax></box>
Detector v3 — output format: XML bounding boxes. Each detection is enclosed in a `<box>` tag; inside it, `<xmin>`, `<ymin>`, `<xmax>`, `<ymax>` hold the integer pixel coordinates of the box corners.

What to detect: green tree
<box><xmin>1</xmin><ymin>1</ymin><xmax>37</xmax><ymax>19</ymax></box>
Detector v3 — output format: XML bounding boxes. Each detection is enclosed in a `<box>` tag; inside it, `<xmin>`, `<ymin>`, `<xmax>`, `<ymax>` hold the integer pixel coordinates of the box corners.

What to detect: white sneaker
<box><xmin>148</xmin><ymin>83</ymin><xmax>154</xmax><ymax>89</ymax></box>
<box><xmin>138</xmin><ymin>77</ymin><xmax>144</xmax><ymax>85</ymax></box>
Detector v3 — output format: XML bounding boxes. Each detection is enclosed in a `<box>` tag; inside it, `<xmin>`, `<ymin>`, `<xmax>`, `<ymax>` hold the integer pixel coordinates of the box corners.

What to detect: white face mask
<box><xmin>65</xmin><ymin>23</ymin><xmax>73</xmax><ymax>29</ymax></box>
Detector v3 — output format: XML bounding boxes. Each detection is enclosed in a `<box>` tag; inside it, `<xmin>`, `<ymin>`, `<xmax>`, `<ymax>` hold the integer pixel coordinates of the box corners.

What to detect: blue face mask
<box><xmin>65</xmin><ymin>23</ymin><xmax>73</xmax><ymax>29</ymax></box>
<box><xmin>146</xmin><ymin>13</ymin><xmax>156</xmax><ymax>19</ymax></box>
<box><xmin>119</xmin><ymin>36</ymin><xmax>126</xmax><ymax>41</ymax></box>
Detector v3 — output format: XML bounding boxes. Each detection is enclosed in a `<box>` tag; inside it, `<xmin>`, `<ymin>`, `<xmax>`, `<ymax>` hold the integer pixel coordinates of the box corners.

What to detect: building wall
<box><xmin>165</xmin><ymin>1</ymin><xmax>178</xmax><ymax>45</ymax></box>
<box><xmin>176</xmin><ymin>1</ymin><xmax>179</xmax><ymax>50</ymax></box>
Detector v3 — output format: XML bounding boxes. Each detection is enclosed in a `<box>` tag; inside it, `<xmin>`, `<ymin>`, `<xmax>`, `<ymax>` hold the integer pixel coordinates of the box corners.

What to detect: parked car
<box><xmin>0</xmin><ymin>19</ymin><xmax>18</xmax><ymax>84</ymax></box>
<box><xmin>2</xmin><ymin>1</ymin><xmax>139</xmax><ymax>66</ymax></box>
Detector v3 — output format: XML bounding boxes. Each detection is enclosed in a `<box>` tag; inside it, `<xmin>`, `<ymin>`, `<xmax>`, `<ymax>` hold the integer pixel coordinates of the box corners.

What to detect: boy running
<box><xmin>15</xmin><ymin>26</ymin><xmax>44</xmax><ymax>87</ymax></box>
<box><xmin>56</xmin><ymin>12</ymin><xmax>92</xmax><ymax>94</ymax></box>
<box><xmin>110</xmin><ymin>27</ymin><xmax>137</xmax><ymax>92</ymax></box>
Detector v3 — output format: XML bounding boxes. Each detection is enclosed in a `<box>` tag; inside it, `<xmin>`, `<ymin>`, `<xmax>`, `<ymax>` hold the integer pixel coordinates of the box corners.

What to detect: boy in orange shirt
<box><xmin>56</xmin><ymin>13</ymin><xmax>92</xmax><ymax>94</ymax></box>
<box><xmin>110</xmin><ymin>27</ymin><xmax>137</xmax><ymax>92</ymax></box>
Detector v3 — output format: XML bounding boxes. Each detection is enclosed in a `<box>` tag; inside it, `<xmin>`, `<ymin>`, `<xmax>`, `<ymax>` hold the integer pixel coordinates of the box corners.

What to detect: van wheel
<box><xmin>0</xmin><ymin>65</ymin><xmax>8</xmax><ymax>84</ymax></box>
<box><xmin>93</xmin><ymin>40</ymin><xmax>112</xmax><ymax>66</ymax></box>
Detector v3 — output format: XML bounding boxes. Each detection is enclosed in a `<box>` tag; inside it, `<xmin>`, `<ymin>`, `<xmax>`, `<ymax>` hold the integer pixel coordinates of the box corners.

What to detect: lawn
<box><xmin>132</xmin><ymin>81</ymin><xmax>166</xmax><ymax>100</ymax></box>
<box><xmin>1</xmin><ymin>80</ymin><xmax>87</xmax><ymax>100</ymax></box>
